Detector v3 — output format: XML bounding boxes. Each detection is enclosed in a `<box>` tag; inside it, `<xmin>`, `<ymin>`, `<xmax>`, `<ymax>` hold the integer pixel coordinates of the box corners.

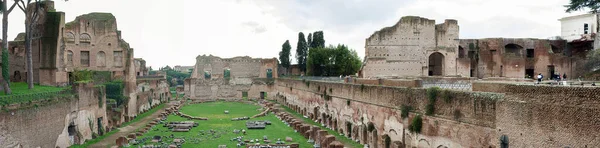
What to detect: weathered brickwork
<box><xmin>0</xmin><ymin>82</ymin><xmax>107</xmax><ymax>148</ymax></box>
<box><xmin>186</xmin><ymin>55</ymin><xmax>278</xmax><ymax>101</ymax></box>
<box><xmin>361</xmin><ymin>16</ymin><xmax>592</xmax><ymax>80</ymax></box>
<box><xmin>274</xmin><ymin>79</ymin><xmax>600</xmax><ymax>148</ymax></box>
<box><xmin>362</xmin><ymin>16</ymin><xmax>462</xmax><ymax>78</ymax></box>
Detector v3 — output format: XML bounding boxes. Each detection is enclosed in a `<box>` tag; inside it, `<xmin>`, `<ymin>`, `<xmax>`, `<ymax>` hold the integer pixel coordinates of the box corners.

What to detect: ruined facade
<box><xmin>360</xmin><ymin>16</ymin><xmax>592</xmax><ymax>79</ymax></box>
<box><xmin>185</xmin><ymin>55</ymin><xmax>278</xmax><ymax>100</ymax></box>
<box><xmin>361</xmin><ymin>16</ymin><xmax>461</xmax><ymax>78</ymax></box>
<box><xmin>0</xmin><ymin>83</ymin><xmax>108</xmax><ymax>148</ymax></box>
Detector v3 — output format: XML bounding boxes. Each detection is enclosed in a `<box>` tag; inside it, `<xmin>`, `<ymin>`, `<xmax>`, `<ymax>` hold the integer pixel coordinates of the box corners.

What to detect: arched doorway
<box><xmin>383</xmin><ymin>134</ymin><xmax>391</xmax><ymax>148</ymax></box>
<box><xmin>362</xmin><ymin>125</ymin><xmax>368</xmax><ymax>144</ymax></box>
<box><xmin>428</xmin><ymin>52</ymin><xmax>444</xmax><ymax>76</ymax></box>
<box><xmin>372</xmin><ymin>129</ymin><xmax>379</xmax><ymax>148</ymax></box>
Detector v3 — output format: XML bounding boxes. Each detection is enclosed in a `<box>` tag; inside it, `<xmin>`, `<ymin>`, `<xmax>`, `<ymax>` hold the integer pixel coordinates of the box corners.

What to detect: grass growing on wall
<box><xmin>408</xmin><ymin>114</ymin><xmax>423</xmax><ymax>133</ymax></box>
<box><xmin>425</xmin><ymin>87</ymin><xmax>440</xmax><ymax>115</ymax></box>
<box><xmin>400</xmin><ymin>105</ymin><xmax>412</xmax><ymax>119</ymax></box>
<box><xmin>278</xmin><ymin>101</ymin><xmax>364</xmax><ymax>148</ymax></box>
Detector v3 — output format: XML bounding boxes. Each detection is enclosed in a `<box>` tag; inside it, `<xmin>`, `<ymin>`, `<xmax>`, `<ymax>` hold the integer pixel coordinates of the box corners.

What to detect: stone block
<box><xmin>321</xmin><ymin>135</ymin><xmax>336</xmax><ymax>147</ymax></box>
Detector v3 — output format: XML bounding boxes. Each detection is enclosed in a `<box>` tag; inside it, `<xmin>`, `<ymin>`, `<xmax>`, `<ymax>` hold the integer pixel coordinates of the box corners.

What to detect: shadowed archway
<box><xmin>428</xmin><ymin>52</ymin><xmax>445</xmax><ymax>76</ymax></box>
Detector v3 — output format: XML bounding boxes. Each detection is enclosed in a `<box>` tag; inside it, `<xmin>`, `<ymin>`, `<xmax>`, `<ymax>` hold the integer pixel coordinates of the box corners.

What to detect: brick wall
<box><xmin>0</xmin><ymin>82</ymin><xmax>107</xmax><ymax>148</ymax></box>
<box><xmin>275</xmin><ymin>78</ymin><xmax>600</xmax><ymax>147</ymax></box>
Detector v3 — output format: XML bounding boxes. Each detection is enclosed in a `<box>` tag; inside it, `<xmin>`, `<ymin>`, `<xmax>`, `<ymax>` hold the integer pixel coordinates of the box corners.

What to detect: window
<box><xmin>80</xmin><ymin>51</ymin><xmax>89</xmax><ymax>66</ymax></box>
<box><xmin>526</xmin><ymin>49</ymin><xmax>534</xmax><ymax>58</ymax></box>
<box><xmin>67</xmin><ymin>50</ymin><xmax>73</xmax><ymax>66</ymax></box>
<box><xmin>65</xmin><ymin>32</ymin><xmax>75</xmax><ymax>43</ymax></box>
<box><xmin>80</xmin><ymin>33</ymin><xmax>91</xmax><ymax>44</ymax></box>
<box><xmin>113</xmin><ymin>51</ymin><xmax>123</xmax><ymax>67</ymax></box>
<box><xmin>97</xmin><ymin>51</ymin><xmax>106</xmax><ymax>67</ymax></box>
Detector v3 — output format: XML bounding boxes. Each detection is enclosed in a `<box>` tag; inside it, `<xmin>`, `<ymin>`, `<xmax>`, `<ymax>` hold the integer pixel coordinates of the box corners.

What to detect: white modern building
<box><xmin>559</xmin><ymin>13</ymin><xmax>598</xmax><ymax>42</ymax></box>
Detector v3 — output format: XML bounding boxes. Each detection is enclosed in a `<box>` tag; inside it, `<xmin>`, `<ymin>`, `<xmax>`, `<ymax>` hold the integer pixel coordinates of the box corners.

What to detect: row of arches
<box><xmin>457</xmin><ymin>43</ymin><xmax>562</xmax><ymax>58</ymax></box>
<box><xmin>65</xmin><ymin>32</ymin><xmax>92</xmax><ymax>43</ymax></box>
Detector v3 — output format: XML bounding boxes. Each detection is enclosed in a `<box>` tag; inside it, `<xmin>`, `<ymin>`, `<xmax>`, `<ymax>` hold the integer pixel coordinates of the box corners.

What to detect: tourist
<box><xmin>537</xmin><ymin>73</ymin><xmax>543</xmax><ymax>84</ymax></box>
<box><xmin>563</xmin><ymin>73</ymin><xmax>567</xmax><ymax>80</ymax></box>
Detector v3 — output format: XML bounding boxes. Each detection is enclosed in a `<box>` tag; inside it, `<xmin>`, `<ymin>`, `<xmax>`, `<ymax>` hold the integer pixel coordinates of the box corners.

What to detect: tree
<box><xmin>296</xmin><ymin>32</ymin><xmax>308</xmax><ymax>73</ymax></box>
<box><xmin>310</xmin><ymin>31</ymin><xmax>325</xmax><ymax>49</ymax></box>
<box><xmin>17</xmin><ymin>0</ymin><xmax>45</xmax><ymax>89</ymax></box>
<box><xmin>279</xmin><ymin>40</ymin><xmax>291</xmax><ymax>68</ymax></box>
<box><xmin>1</xmin><ymin>0</ymin><xmax>19</xmax><ymax>94</ymax></box>
<box><xmin>307</xmin><ymin>33</ymin><xmax>312</xmax><ymax>49</ymax></box>
<box><xmin>306</xmin><ymin>44</ymin><xmax>361</xmax><ymax>76</ymax></box>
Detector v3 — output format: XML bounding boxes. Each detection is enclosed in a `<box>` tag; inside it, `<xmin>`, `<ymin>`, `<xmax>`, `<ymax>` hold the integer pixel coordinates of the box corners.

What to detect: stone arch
<box><xmin>550</xmin><ymin>44</ymin><xmax>562</xmax><ymax>54</ymax></box>
<box><xmin>504</xmin><ymin>43</ymin><xmax>523</xmax><ymax>55</ymax></box>
<box><xmin>372</xmin><ymin>129</ymin><xmax>379</xmax><ymax>148</ymax></box>
<box><xmin>65</xmin><ymin>32</ymin><xmax>75</xmax><ymax>43</ymax></box>
<box><xmin>13</xmin><ymin>71</ymin><xmax>21</xmax><ymax>81</ymax></box>
<box><xmin>313</xmin><ymin>106</ymin><xmax>319</xmax><ymax>120</ymax></box>
<box><xmin>388</xmin><ymin>129</ymin><xmax>397</xmax><ymax>135</ymax></box>
<box><xmin>458</xmin><ymin>45</ymin><xmax>466</xmax><ymax>58</ymax></box>
<box><xmin>333</xmin><ymin>119</ymin><xmax>338</xmax><ymax>131</ymax></box>
<box><xmin>67</xmin><ymin>50</ymin><xmax>74</xmax><ymax>66</ymax></box>
<box><xmin>383</xmin><ymin>134</ymin><xmax>391</xmax><ymax>148</ymax></box>
<box><xmin>96</xmin><ymin>51</ymin><xmax>106</xmax><ymax>67</ymax></box>
<box><xmin>428</xmin><ymin>52</ymin><xmax>444</xmax><ymax>76</ymax></box>
<box><xmin>437</xmin><ymin>145</ymin><xmax>449</xmax><ymax>148</ymax></box>
<box><xmin>79</xmin><ymin>33</ymin><xmax>92</xmax><ymax>43</ymax></box>
<box><xmin>418</xmin><ymin>139</ymin><xmax>430</xmax><ymax>148</ymax></box>
<box><xmin>321</xmin><ymin>113</ymin><xmax>326</xmax><ymax>124</ymax></box>
<box><xmin>362</xmin><ymin>125</ymin><xmax>368</xmax><ymax>144</ymax></box>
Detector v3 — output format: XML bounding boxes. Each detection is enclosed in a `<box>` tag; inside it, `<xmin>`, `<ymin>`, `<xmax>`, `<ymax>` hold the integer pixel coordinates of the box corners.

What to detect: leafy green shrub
<box><xmin>104</xmin><ymin>81</ymin><xmax>125</xmax><ymax>106</ymax></box>
<box><xmin>425</xmin><ymin>87</ymin><xmax>440</xmax><ymax>116</ymax></box>
<box><xmin>72</xmin><ymin>69</ymin><xmax>94</xmax><ymax>82</ymax></box>
<box><xmin>409</xmin><ymin>114</ymin><xmax>423</xmax><ymax>133</ymax></box>
<box><xmin>401</xmin><ymin>105</ymin><xmax>412</xmax><ymax>119</ymax></box>
<box><xmin>441</xmin><ymin>89</ymin><xmax>453</xmax><ymax>103</ymax></box>
<box><xmin>427</xmin><ymin>87</ymin><xmax>440</xmax><ymax>102</ymax></box>
<box><xmin>425</xmin><ymin>104</ymin><xmax>435</xmax><ymax>115</ymax></box>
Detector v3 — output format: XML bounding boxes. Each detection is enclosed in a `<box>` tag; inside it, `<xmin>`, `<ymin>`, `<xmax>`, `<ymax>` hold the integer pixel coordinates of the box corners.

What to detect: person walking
<box><xmin>563</xmin><ymin>73</ymin><xmax>567</xmax><ymax>81</ymax></box>
<box><xmin>537</xmin><ymin>73</ymin><xmax>543</xmax><ymax>84</ymax></box>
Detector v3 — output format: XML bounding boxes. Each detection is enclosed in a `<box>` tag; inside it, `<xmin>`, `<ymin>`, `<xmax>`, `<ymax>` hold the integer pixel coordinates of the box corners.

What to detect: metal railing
<box><xmin>280</xmin><ymin>76</ymin><xmax>345</xmax><ymax>82</ymax></box>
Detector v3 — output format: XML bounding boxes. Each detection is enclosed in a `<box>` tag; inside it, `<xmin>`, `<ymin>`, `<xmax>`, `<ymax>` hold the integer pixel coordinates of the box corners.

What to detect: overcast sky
<box><xmin>4</xmin><ymin>0</ymin><xmax>589</xmax><ymax>68</ymax></box>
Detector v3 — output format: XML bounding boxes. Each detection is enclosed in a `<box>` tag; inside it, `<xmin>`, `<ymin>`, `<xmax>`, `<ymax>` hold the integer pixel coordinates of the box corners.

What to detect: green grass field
<box><xmin>139</xmin><ymin>102</ymin><xmax>312</xmax><ymax>147</ymax></box>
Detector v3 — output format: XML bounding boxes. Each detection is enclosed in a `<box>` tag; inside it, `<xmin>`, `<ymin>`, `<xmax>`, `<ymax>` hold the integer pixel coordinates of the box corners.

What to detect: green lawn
<box><xmin>0</xmin><ymin>82</ymin><xmax>67</xmax><ymax>96</ymax></box>
<box><xmin>139</xmin><ymin>102</ymin><xmax>312</xmax><ymax>148</ymax></box>
<box><xmin>276</xmin><ymin>101</ymin><xmax>364</xmax><ymax>148</ymax></box>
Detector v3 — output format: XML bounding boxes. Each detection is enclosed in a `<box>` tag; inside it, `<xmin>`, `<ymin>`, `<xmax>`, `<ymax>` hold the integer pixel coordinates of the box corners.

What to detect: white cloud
<box><xmin>3</xmin><ymin>0</ymin><xmax>591</xmax><ymax>68</ymax></box>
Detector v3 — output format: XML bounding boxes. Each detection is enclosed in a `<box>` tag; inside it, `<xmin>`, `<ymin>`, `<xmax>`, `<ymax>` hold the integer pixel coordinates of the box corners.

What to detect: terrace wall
<box><xmin>0</xmin><ymin>82</ymin><xmax>107</xmax><ymax>148</ymax></box>
<box><xmin>274</xmin><ymin>79</ymin><xmax>600</xmax><ymax>148</ymax></box>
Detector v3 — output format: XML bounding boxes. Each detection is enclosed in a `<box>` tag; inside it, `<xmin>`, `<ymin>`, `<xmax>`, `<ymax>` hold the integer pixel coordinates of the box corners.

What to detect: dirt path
<box><xmin>89</xmin><ymin>103</ymin><xmax>172</xmax><ymax>148</ymax></box>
